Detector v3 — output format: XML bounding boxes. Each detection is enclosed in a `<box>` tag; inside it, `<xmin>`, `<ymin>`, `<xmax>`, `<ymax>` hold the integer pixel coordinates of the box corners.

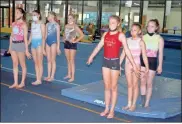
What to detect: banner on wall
<box><xmin>143</xmin><ymin>1</ymin><xmax>149</xmax><ymax>15</ymax></box>
<box><xmin>165</xmin><ymin>1</ymin><xmax>172</xmax><ymax>16</ymax></box>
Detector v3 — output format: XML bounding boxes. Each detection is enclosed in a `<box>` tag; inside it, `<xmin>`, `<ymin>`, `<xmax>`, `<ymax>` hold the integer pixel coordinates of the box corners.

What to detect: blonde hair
<box><xmin>109</xmin><ymin>15</ymin><xmax>122</xmax><ymax>32</ymax></box>
<box><xmin>48</xmin><ymin>11</ymin><xmax>57</xmax><ymax>20</ymax></box>
<box><xmin>68</xmin><ymin>14</ymin><xmax>76</xmax><ymax>19</ymax></box>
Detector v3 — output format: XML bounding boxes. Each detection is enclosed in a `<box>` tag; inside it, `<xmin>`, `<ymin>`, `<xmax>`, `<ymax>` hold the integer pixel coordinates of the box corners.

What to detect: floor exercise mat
<box><xmin>61</xmin><ymin>76</ymin><xmax>181</xmax><ymax>119</ymax></box>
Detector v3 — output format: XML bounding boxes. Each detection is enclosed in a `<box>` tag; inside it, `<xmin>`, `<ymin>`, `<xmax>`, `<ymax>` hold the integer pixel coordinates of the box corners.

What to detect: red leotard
<box><xmin>104</xmin><ymin>32</ymin><xmax>122</xmax><ymax>58</ymax></box>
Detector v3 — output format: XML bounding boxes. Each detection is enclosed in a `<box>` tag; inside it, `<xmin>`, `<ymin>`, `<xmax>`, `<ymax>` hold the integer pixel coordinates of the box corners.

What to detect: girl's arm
<box><xmin>119</xmin><ymin>33</ymin><xmax>136</xmax><ymax>67</ymax></box>
<box><xmin>28</xmin><ymin>31</ymin><xmax>32</xmax><ymax>45</ymax></box>
<box><xmin>73</xmin><ymin>25</ymin><xmax>84</xmax><ymax>43</ymax></box>
<box><xmin>87</xmin><ymin>32</ymin><xmax>106</xmax><ymax>64</ymax></box>
<box><xmin>45</xmin><ymin>24</ymin><xmax>48</xmax><ymax>44</ymax></box>
<box><xmin>8</xmin><ymin>32</ymin><xmax>13</xmax><ymax>52</ymax></box>
<box><xmin>120</xmin><ymin>49</ymin><xmax>126</xmax><ymax>66</ymax></box>
<box><xmin>28</xmin><ymin>22</ymin><xmax>32</xmax><ymax>45</ymax></box>
<box><xmin>118</xmin><ymin>33</ymin><xmax>140</xmax><ymax>76</ymax></box>
<box><xmin>62</xmin><ymin>25</ymin><xmax>66</xmax><ymax>42</ymax></box>
<box><xmin>56</xmin><ymin>23</ymin><xmax>60</xmax><ymax>49</ymax></box>
<box><xmin>23</xmin><ymin>22</ymin><xmax>31</xmax><ymax>59</ymax></box>
<box><xmin>40</xmin><ymin>23</ymin><xmax>46</xmax><ymax>50</ymax></box>
<box><xmin>140</xmin><ymin>40</ymin><xmax>149</xmax><ymax>72</ymax></box>
<box><xmin>157</xmin><ymin>36</ymin><xmax>164</xmax><ymax>74</ymax></box>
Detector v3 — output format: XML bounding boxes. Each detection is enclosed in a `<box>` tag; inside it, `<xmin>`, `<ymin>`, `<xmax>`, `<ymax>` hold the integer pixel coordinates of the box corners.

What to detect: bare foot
<box><xmin>100</xmin><ymin>109</ymin><xmax>109</xmax><ymax>116</ymax></box>
<box><xmin>47</xmin><ymin>77</ymin><xmax>54</xmax><ymax>82</ymax></box>
<box><xmin>17</xmin><ymin>83</ymin><xmax>25</xmax><ymax>89</ymax></box>
<box><xmin>44</xmin><ymin>77</ymin><xmax>50</xmax><ymax>81</ymax></box>
<box><xmin>32</xmin><ymin>80</ymin><xmax>42</xmax><ymax>85</ymax></box>
<box><xmin>144</xmin><ymin>104</ymin><xmax>150</xmax><ymax>108</ymax></box>
<box><xmin>122</xmin><ymin>105</ymin><xmax>130</xmax><ymax>110</ymax></box>
<box><xmin>129</xmin><ymin>105</ymin><xmax>136</xmax><ymax>111</ymax></box>
<box><xmin>64</xmin><ymin>75</ymin><xmax>71</xmax><ymax>79</ymax></box>
<box><xmin>68</xmin><ymin>78</ymin><xmax>74</xmax><ymax>82</ymax></box>
<box><xmin>144</xmin><ymin>101</ymin><xmax>150</xmax><ymax>108</ymax></box>
<box><xmin>9</xmin><ymin>83</ymin><xmax>18</xmax><ymax>89</ymax></box>
<box><xmin>107</xmin><ymin>111</ymin><xmax>115</xmax><ymax>119</ymax></box>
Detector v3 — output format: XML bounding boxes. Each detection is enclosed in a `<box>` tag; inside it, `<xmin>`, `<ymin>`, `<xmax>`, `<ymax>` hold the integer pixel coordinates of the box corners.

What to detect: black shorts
<box><xmin>64</xmin><ymin>41</ymin><xmax>77</xmax><ymax>50</ymax></box>
<box><xmin>102</xmin><ymin>57</ymin><xmax>120</xmax><ymax>70</ymax></box>
<box><xmin>140</xmin><ymin>55</ymin><xmax>157</xmax><ymax>71</ymax></box>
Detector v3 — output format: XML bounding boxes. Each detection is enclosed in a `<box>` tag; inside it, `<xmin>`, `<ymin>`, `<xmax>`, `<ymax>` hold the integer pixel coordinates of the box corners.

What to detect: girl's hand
<box><xmin>133</xmin><ymin>65</ymin><xmax>141</xmax><ymax>78</ymax></box>
<box><xmin>43</xmin><ymin>49</ymin><xmax>46</xmax><ymax>56</ymax></box>
<box><xmin>71</xmin><ymin>38</ymin><xmax>76</xmax><ymax>43</ymax></box>
<box><xmin>57</xmin><ymin>47</ymin><xmax>61</xmax><ymax>55</ymax></box>
<box><xmin>86</xmin><ymin>56</ymin><xmax>93</xmax><ymax>65</ymax></box>
<box><xmin>7</xmin><ymin>49</ymin><xmax>11</xmax><ymax>54</ymax></box>
<box><xmin>26</xmin><ymin>51</ymin><xmax>32</xmax><ymax>59</ymax></box>
<box><xmin>157</xmin><ymin>65</ymin><xmax>162</xmax><ymax>74</ymax></box>
<box><xmin>119</xmin><ymin>66</ymin><xmax>124</xmax><ymax>76</ymax></box>
<box><xmin>63</xmin><ymin>36</ymin><xmax>66</xmax><ymax>42</ymax></box>
<box><xmin>145</xmin><ymin>67</ymin><xmax>149</xmax><ymax>74</ymax></box>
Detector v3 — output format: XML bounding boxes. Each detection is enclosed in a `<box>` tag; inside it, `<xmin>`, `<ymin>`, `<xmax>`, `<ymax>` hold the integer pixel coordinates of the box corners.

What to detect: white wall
<box><xmin>166</xmin><ymin>8</ymin><xmax>181</xmax><ymax>33</ymax></box>
<box><xmin>121</xmin><ymin>7</ymin><xmax>181</xmax><ymax>31</ymax></box>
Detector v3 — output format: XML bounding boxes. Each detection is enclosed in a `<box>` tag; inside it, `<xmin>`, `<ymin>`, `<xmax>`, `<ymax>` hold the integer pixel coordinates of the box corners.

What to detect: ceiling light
<box><xmin>134</xmin><ymin>3</ymin><xmax>139</xmax><ymax>5</ymax></box>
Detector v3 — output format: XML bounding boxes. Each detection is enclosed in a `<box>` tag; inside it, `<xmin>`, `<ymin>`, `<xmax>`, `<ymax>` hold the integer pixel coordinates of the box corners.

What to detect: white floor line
<box><xmin>1</xmin><ymin>66</ymin><xmax>80</xmax><ymax>86</ymax></box>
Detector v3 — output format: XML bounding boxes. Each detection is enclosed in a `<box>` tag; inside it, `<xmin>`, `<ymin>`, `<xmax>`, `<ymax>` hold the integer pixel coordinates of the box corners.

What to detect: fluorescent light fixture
<box><xmin>15</xmin><ymin>1</ymin><xmax>23</xmax><ymax>4</ymax></box>
<box><xmin>27</xmin><ymin>1</ymin><xmax>37</xmax><ymax>4</ymax></box>
<box><xmin>134</xmin><ymin>3</ymin><xmax>139</xmax><ymax>5</ymax></box>
<box><xmin>55</xmin><ymin>1</ymin><xmax>62</xmax><ymax>5</ymax></box>
<box><xmin>125</xmin><ymin>1</ymin><xmax>132</xmax><ymax>7</ymax></box>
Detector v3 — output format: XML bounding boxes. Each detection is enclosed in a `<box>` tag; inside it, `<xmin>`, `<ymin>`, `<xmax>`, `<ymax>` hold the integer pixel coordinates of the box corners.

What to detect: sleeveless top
<box><xmin>64</xmin><ymin>25</ymin><xmax>77</xmax><ymax>41</ymax></box>
<box><xmin>143</xmin><ymin>33</ymin><xmax>160</xmax><ymax>57</ymax></box>
<box><xmin>104</xmin><ymin>32</ymin><xmax>122</xmax><ymax>58</ymax></box>
<box><xmin>126</xmin><ymin>37</ymin><xmax>141</xmax><ymax>64</ymax></box>
<box><xmin>12</xmin><ymin>22</ymin><xmax>24</xmax><ymax>41</ymax></box>
<box><xmin>31</xmin><ymin>22</ymin><xmax>42</xmax><ymax>41</ymax></box>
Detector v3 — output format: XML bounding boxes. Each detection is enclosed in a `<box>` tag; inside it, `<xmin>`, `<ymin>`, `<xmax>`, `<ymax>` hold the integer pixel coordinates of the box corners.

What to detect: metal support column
<box><xmin>64</xmin><ymin>0</ymin><xmax>69</xmax><ymax>25</ymax></box>
<box><xmin>139</xmin><ymin>0</ymin><xmax>144</xmax><ymax>24</ymax></box>
<box><xmin>162</xmin><ymin>0</ymin><xmax>167</xmax><ymax>33</ymax></box>
<box><xmin>81</xmin><ymin>0</ymin><xmax>84</xmax><ymax>25</ymax></box>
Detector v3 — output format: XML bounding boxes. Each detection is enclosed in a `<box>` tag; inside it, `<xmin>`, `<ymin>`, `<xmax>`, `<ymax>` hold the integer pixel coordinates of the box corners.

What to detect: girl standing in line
<box><xmin>87</xmin><ymin>15</ymin><xmax>140</xmax><ymax>118</ymax></box>
<box><xmin>120</xmin><ymin>23</ymin><xmax>149</xmax><ymax>111</ymax></box>
<box><xmin>63</xmin><ymin>14</ymin><xmax>84</xmax><ymax>82</ymax></box>
<box><xmin>28</xmin><ymin>10</ymin><xmax>46</xmax><ymax>85</ymax></box>
<box><xmin>8</xmin><ymin>8</ymin><xmax>31</xmax><ymax>89</ymax></box>
<box><xmin>44</xmin><ymin>12</ymin><xmax>61</xmax><ymax>82</ymax></box>
<box><xmin>140</xmin><ymin>19</ymin><xmax>164</xmax><ymax>108</ymax></box>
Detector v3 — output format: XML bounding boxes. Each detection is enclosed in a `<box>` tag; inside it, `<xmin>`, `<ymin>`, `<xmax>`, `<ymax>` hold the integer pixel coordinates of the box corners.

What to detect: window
<box><xmin>102</xmin><ymin>1</ymin><xmax>120</xmax><ymax>26</ymax></box>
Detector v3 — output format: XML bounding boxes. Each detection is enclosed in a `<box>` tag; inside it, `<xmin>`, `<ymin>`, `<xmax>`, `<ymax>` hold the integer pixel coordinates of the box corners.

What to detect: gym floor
<box><xmin>1</xmin><ymin>38</ymin><xmax>181</xmax><ymax>122</ymax></box>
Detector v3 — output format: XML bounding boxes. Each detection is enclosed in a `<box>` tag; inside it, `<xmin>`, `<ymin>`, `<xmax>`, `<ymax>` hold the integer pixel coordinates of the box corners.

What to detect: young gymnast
<box><xmin>8</xmin><ymin>7</ymin><xmax>31</xmax><ymax>89</ymax></box>
<box><xmin>63</xmin><ymin>14</ymin><xmax>84</xmax><ymax>82</ymax></box>
<box><xmin>140</xmin><ymin>19</ymin><xmax>164</xmax><ymax>107</ymax></box>
<box><xmin>44</xmin><ymin>11</ymin><xmax>61</xmax><ymax>82</ymax></box>
<box><xmin>28</xmin><ymin>10</ymin><xmax>46</xmax><ymax>85</ymax></box>
<box><xmin>120</xmin><ymin>23</ymin><xmax>149</xmax><ymax>111</ymax></box>
<box><xmin>87</xmin><ymin>15</ymin><xmax>140</xmax><ymax>118</ymax></box>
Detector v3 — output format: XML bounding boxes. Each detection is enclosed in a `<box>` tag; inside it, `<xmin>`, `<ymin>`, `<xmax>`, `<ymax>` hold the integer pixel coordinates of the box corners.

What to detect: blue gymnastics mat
<box><xmin>61</xmin><ymin>76</ymin><xmax>181</xmax><ymax>119</ymax></box>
